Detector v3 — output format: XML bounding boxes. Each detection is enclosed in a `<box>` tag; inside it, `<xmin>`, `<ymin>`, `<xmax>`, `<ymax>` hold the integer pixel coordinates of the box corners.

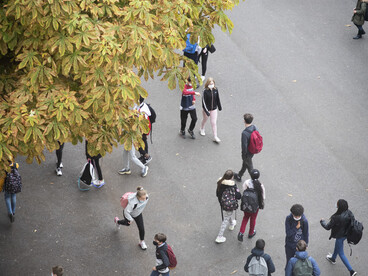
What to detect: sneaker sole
<box><xmin>118</xmin><ymin>171</ymin><xmax>131</xmax><ymax>175</ymax></box>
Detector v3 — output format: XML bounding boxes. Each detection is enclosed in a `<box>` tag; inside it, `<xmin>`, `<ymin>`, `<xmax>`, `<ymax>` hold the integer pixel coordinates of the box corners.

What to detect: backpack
<box><xmin>221</xmin><ymin>187</ymin><xmax>238</xmax><ymax>211</ymax></box>
<box><xmin>292</xmin><ymin>258</ymin><xmax>313</xmax><ymax>276</ymax></box>
<box><xmin>183</xmin><ymin>34</ymin><xmax>197</xmax><ymax>54</ymax></box>
<box><xmin>347</xmin><ymin>218</ymin><xmax>364</xmax><ymax>245</ymax></box>
<box><xmin>248</xmin><ymin>255</ymin><xmax>268</xmax><ymax>276</ymax></box>
<box><xmin>167</xmin><ymin>244</ymin><xmax>177</xmax><ymax>269</ymax></box>
<box><xmin>365</xmin><ymin>3</ymin><xmax>368</xmax><ymax>21</ymax></box>
<box><xmin>120</xmin><ymin>192</ymin><xmax>135</xmax><ymax>209</ymax></box>
<box><xmin>147</xmin><ymin>104</ymin><xmax>156</xmax><ymax>124</ymax></box>
<box><xmin>4</xmin><ymin>165</ymin><xmax>22</xmax><ymax>194</ymax></box>
<box><xmin>247</xmin><ymin>129</ymin><xmax>263</xmax><ymax>154</ymax></box>
<box><xmin>241</xmin><ymin>188</ymin><xmax>259</xmax><ymax>213</ymax></box>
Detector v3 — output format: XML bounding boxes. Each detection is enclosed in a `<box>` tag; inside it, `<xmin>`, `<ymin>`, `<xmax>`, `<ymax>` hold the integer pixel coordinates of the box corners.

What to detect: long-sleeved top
<box><xmin>352</xmin><ymin>0</ymin><xmax>367</xmax><ymax>25</ymax></box>
<box><xmin>216</xmin><ymin>179</ymin><xmax>241</xmax><ymax>205</ymax></box>
<box><xmin>202</xmin><ymin>87</ymin><xmax>222</xmax><ymax>116</ymax></box>
<box><xmin>285</xmin><ymin>251</ymin><xmax>320</xmax><ymax>276</ymax></box>
<box><xmin>243</xmin><ymin>179</ymin><xmax>266</xmax><ymax>200</ymax></box>
<box><xmin>154</xmin><ymin>242</ymin><xmax>170</xmax><ymax>273</ymax></box>
<box><xmin>244</xmin><ymin>248</ymin><xmax>276</xmax><ymax>276</ymax></box>
<box><xmin>320</xmin><ymin>210</ymin><xmax>354</xmax><ymax>239</ymax></box>
<box><xmin>241</xmin><ymin>125</ymin><xmax>257</xmax><ymax>157</ymax></box>
<box><xmin>181</xmin><ymin>84</ymin><xmax>197</xmax><ymax>110</ymax></box>
<box><xmin>123</xmin><ymin>192</ymin><xmax>149</xmax><ymax>221</ymax></box>
<box><xmin>285</xmin><ymin>214</ymin><xmax>309</xmax><ymax>249</ymax></box>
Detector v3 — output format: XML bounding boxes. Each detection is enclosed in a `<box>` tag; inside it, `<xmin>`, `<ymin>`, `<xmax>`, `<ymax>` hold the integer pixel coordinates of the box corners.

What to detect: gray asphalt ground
<box><xmin>1</xmin><ymin>0</ymin><xmax>368</xmax><ymax>275</ymax></box>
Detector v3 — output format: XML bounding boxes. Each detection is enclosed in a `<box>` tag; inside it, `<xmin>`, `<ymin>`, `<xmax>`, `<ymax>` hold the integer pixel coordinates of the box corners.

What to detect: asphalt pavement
<box><xmin>1</xmin><ymin>0</ymin><xmax>368</xmax><ymax>275</ymax></box>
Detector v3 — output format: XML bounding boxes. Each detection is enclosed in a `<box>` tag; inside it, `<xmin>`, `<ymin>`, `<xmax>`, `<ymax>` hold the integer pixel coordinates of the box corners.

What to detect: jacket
<box><xmin>202</xmin><ymin>87</ymin><xmax>222</xmax><ymax>116</ymax></box>
<box><xmin>123</xmin><ymin>192</ymin><xmax>149</xmax><ymax>221</ymax></box>
<box><xmin>181</xmin><ymin>83</ymin><xmax>196</xmax><ymax>110</ymax></box>
<box><xmin>320</xmin><ymin>209</ymin><xmax>354</xmax><ymax>239</ymax></box>
<box><xmin>241</xmin><ymin>125</ymin><xmax>257</xmax><ymax>157</ymax></box>
<box><xmin>216</xmin><ymin>179</ymin><xmax>241</xmax><ymax>205</ymax></box>
<box><xmin>285</xmin><ymin>251</ymin><xmax>320</xmax><ymax>276</ymax></box>
<box><xmin>285</xmin><ymin>214</ymin><xmax>309</xmax><ymax>249</ymax></box>
<box><xmin>154</xmin><ymin>242</ymin><xmax>170</xmax><ymax>273</ymax></box>
<box><xmin>352</xmin><ymin>0</ymin><xmax>367</xmax><ymax>25</ymax></box>
<box><xmin>244</xmin><ymin>248</ymin><xmax>276</xmax><ymax>276</ymax></box>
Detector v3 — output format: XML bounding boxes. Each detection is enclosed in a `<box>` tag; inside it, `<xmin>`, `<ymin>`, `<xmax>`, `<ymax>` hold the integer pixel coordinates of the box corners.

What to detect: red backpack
<box><xmin>167</xmin><ymin>244</ymin><xmax>177</xmax><ymax>269</ymax></box>
<box><xmin>248</xmin><ymin>130</ymin><xmax>263</xmax><ymax>154</ymax></box>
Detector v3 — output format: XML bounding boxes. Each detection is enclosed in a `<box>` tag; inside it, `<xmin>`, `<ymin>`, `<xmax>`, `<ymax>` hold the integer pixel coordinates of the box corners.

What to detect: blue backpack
<box><xmin>183</xmin><ymin>34</ymin><xmax>197</xmax><ymax>54</ymax></box>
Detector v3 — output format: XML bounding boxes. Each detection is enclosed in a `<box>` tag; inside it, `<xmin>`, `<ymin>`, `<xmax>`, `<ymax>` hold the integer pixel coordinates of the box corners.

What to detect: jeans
<box><xmin>332</xmin><ymin>237</ymin><xmax>353</xmax><ymax>271</ymax></box>
<box><xmin>4</xmin><ymin>192</ymin><xmax>16</xmax><ymax>214</ymax></box>
<box><xmin>238</xmin><ymin>154</ymin><xmax>254</xmax><ymax>178</ymax></box>
<box><xmin>180</xmin><ymin>109</ymin><xmax>197</xmax><ymax>132</ymax></box>
<box><xmin>239</xmin><ymin>209</ymin><xmax>259</xmax><ymax>235</ymax></box>
<box><xmin>355</xmin><ymin>24</ymin><xmax>365</xmax><ymax>35</ymax></box>
<box><xmin>150</xmin><ymin>270</ymin><xmax>169</xmax><ymax>276</ymax></box>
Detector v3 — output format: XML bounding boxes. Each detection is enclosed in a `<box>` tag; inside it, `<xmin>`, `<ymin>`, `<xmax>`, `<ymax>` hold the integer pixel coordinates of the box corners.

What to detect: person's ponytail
<box><xmin>253</xmin><ymin>179</ymin><xmax>264</xmax><ymax>209</ymax></box>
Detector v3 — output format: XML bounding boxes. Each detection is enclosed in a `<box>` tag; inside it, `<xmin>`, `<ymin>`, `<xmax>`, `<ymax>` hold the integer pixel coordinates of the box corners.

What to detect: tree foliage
<box><xmin>0</xmin><ymin>0</ymin><xmax>238</xmax><ymax>172</ymax></box>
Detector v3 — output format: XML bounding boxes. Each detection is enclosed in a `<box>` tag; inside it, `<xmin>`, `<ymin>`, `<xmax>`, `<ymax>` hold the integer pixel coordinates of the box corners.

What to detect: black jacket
<box><xmin>202</xmin><ymin>87</ymin><xmax>222</xmax><ymax>116</ymax></box>
<box><xmin>321</xmin><ymin>210</ymin><xmax>354</xmax><ymax>239</ymax></box>
<box><xmin>155</xmin><ymin>243</ymin><xmax>170</xmax><ymax>271</ymax></box>
<box><xmin>241</xmin><ymin>125</ymin><xmax>256</xmax><ymax>157</ymax></box>
<box><xmin>216</xmin><ymin>179</ymin><xmax>241</xmax><ymax>205</ymax></box>
<box><xmin>244</xmin><ymin>248</ymin><xmax>276</xmax><ymax>276</ymax></box>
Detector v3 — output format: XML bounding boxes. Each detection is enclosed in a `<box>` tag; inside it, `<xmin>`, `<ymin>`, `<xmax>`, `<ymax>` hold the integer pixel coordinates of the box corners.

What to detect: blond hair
<box><xmin>136</xmin><ymin>186</ymin><xmax>147</xmax><ymax>198</ymax></box>
<box><xmin>204</xmin><ymin>77</ymin><xmax>215</xmax><ymax>89</ymax></box>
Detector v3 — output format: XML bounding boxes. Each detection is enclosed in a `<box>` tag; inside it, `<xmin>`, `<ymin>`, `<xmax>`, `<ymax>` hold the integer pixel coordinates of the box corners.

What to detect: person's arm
<box><xmin>235</xmin><ymin>185</ymin><xmax>241</xmax><ymax>200</ymax></box>
<box><xmin>285</xmin><ymin>216</ymin><xmax>296</xmax><ymax>240</ymax></box>
<box><xmin>355</xmin><ymin>2</ymin><xmax>367</xmax><ymax>14</ymax></box>
<box><xmin>244</xmin><ymin>255</ymin><xmax>252</xmax><ymax>272</ymax></box>
<box><xmin>123</xmin><ymin>201</ymin><xmax>134</xmax><ymax>222</ymax></box>
<box><xmin>285</xmin><ymin>259</ymin><xmax>293</xmax><ymax>276</ymax></box>
<box><xmin>310</xmin><ymin>257</ymin><xmax>321</xmax><ymax>276</ymax></box>
<box><xmin>202</xmin><ymin>91</ymin><xmax>210</xmax><ymax>116</ymax></box>
<box><xmin>217</xmin><ymin>90</ymin><xmax>222</xmax><ymax>111</ymax></box>
<box><xmin>156</xmin><ymin>247</ymin><xmax>170</xmax><ymax>270</ymax></box>
<box><xmin>265</xmin><ymin>255</ymin><xmax>276</xmax><ymax>274</ymax></box>
<box><xmin>320</xmin><ymin>216</ymin><xmax>335</xmax><ymax>230</ymax></box>
<box><xmin>303</xmin><ymin>218</ymin><xmax>309</xmax><ymax>244</ymax></box>
<box><xmin>241</xmin><ymin>131</ymin><xmax>248</xmax><ymax>156</ymax></box>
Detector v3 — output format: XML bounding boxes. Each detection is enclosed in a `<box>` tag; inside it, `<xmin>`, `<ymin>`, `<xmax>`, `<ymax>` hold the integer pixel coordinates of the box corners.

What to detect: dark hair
<box><xmin>296</xmin><ymin>240</ymin><xmax>307</xmax><ymax>251</ymax></box>
<box><xmin>52</xmin><ymin>266</ymin><xmax>64</xmax><ymax>276</ymax></box>
<box><xmin>332</xmin><ymin>199</ymin><xmax>348</xmax><ymax>217</ymax></box>
<box><xmin>217</xmin><ymin>170</ymin><xmax>234</xmax><ymax>193</ymax></box>
<box><xmin>250</xmin><ymin>169</ymin><xmax>264</xmax><ymax>209</ymax></box>
<box><xmin>255</xmin><ymin>239</ymin><xmax>265</xmax><ymax>250</ymax></box>
<box><xmin>290</xmin><ymin>204</ymin><xmax>304</xmax><ymax>217</ymax></box>
<box><xmin>139</xmin><ymin>96</ymin><xmax>144</xmax><ymax>104</ymax></box>
<box><xmin>154</xmin><ymin>233</ymin><xmax>167</xmax><ymax>243</ymax></box>
<box><xmin>187</xmin><ymin>77</ymin><xmax>191</xmax><ymax>83</ymax></box>
<box><xmin>244</xmin><ymin>113</ymin><xmax>254</xmax><ymax>124</ymax></box>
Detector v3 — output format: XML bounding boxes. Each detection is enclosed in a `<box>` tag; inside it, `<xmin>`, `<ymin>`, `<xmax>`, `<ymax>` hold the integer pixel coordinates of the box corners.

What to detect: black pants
<box><xmin>180</xmin><ymin>109</ymin><xmax>197</xmax><ymax>132</ymax></box>
<box><xmin>56</xmin><ymin>142</ymin><xmax>64</xmax><ymax>168</ymax></box>
<box><xmin>91</xmin><ymin>157</ymin><xmax>103</xmax><ymax>180</ymax></box>
<box><xmin>138</xmin><ymin>134</ymin><xmax>148</xmax><ymax>156</ymax></box>
<box><xmin>183</xmin><ymin>51</ymin><xmax>198</xmax><ymax>65</ymax></box>
<box><xmin>238</xmin><ymin>154</ymin><xmax>254</xmax><ymax>178</ymax></box>
<box><xmin>285</xmin><ymin>245</ymin><xmax>296</xmax><ymax>269</ymax></box>
<box><xmin>199</xmin><ymin>50</ymin><xmax>208</xmax><ymax>76</ymax></box>
<box><xmin>118</xmin><ymin>213</ymin><xmax>145</xmax><ymax>240</ymax></box>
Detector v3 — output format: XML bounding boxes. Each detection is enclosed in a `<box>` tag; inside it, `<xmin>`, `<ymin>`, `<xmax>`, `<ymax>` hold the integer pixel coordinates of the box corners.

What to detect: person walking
<box><xmin>215</xmin><ymin>169</ymin><xmax>241</xmax><ymax>243</ymax></box>
<box><xmin>118</xmin><ymin>142</ymin><xmax>149</xmax><ymax>177</ymax></box>
<box><xmin>352</xmin><ymin>0</ymin><xmax>368</xmax><ymax>39</ymax></box>
<box><xmin>114</xmin><ymin>186</ymin><xmax>149</xmax><ymax>250</ymax></box>
<box><xmin>285</xmin><ymin>204</ymin><xmax>309</xmax><ymax>268</ymax></box>
<box><xmin>55</xmin><ymin>141</ymin><xmax>64</xmax><ymax>176</ymax></box>
<box><xmin>150</xmin><ymin>233</ymin><xmax>170</xmax><ymax>276</ymax></box>
<box><xmin>237</xmin><ymin>169</ymin><xmax>265</xmax><ymax>241</ymax></box>
<box><xmin>234</xmin><ymin>113</ymin><xmax>258</xmax><ymax>181</ymax></box>
<box><xmin>244</xmin><ymin>239</ymin><xmax>276</xmax><ymax>276</ymax></box>
<box><xmin>183</xmin><ymin>34</ymin><xmax>199</xmax><ymax>65</ymax></box>
<box><xmin>3</xmin><ymin>161</ymin><xmax>22</xmax><ymax>223</ymax></box>
<box><xmin>285</xmin><ymin>240</ymin><xmax>320</xmax><ymax>276</ymax></box>
<box><xmin>320</xmin><ymin>199</ymin><xmax>357</xmax><ymax>276</ymax></box>
<box><xmin>138</xmin><ymin>96</ymin><xmax>153</xmax><ymax>165</ymax></box>
<box><xmin>85</xmin><ymin>140</ymin><xmax>104</xmax><ymax>186</ymax></box>
<box><xmin>180</xmin><ymin>77</ymin><xmax>201</xmax><ymax>139</ymax></box>
<box><xmin>199</xmin><ymin>77</ymin><xmax>222</xmax><ymax>143</ymax></box>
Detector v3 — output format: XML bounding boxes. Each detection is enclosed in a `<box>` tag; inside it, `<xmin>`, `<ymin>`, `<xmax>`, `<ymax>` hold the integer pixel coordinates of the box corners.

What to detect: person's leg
<box><xmin>238</xmin><ymin>155</ymin><xmax>253</xmax><ymax>178</ymax></box>
<box><xmin>188</xmin><ymin>109</ymin><xmax>198</xmax><ymax>131</ymax></box>
<box><xmin>201</xmin><ymin>109</ymin><xmax>209</xmax><ymax>129</ymax></box>
<box><xmin>138</xmin><ymin>134</ymin><xmax>147</xmax><ymax>156</ymax></box>
<box><xmin>334</xmin><ymin>237</ymin><xmax>353</xmax><ymax>271</ymax></box>
<box><xmin>150</xmin><ymin>270</ymin><xmax>160</xmax><ymax>276</ymax></box>
<box><xmin>201</xmin><ymin>51</ymin><xmax>208</xmax><ymax>76</ymax></box>
<box><xmin>180</xmin><ymin>110</ymin><xmax>189</xmax><ymax>132</ymax></box>
<box><xmin>209</xmin><ymin>109</ymin><xmax>218</xmax><ymax>138</ymax></box>
<box><xmin>56</xmin><ymin>142</ymin><xmax>64</xmax><ymax>168</ymax></box>
<box><xmin>10</xmin><ymin>194</ymin><xmax>16</xmax><ymax>215</ymax></box>
<box><xmin>285</xmin><ymin>246</ymin><xmax>296</xmax><ymax>269</ymax></box>
<box><xmin>92</xmin><ymin>158</ymin><xmax>103</xmax><ymax>180</ymax></box>
<box><xmin>218</xmin><ymin>211</ymin><xmax>232</xmax><ymax>237</ymax></box>
<box><xmin>248</xmin><ymin>209</ymin><xmax>259</xmax><ymax>235</ymax></box>
<box><xmin>354</xmin><ymin>24</ymin><xmax>364</xmax><ymax>38</ymax></box>
<box><xmin>122</xmin><ymin>147</ymin><xmax>130</xmax><ymax>169</ymax></box>
<box><xmin>129</xmin><ymin>146</ymin><xmax>146</xmax><ymax>170</ymax></box>
<box><xmin>239</xmin><ymin>211</ymin><xmax>251</xmax><ymax>234</ymax></box>
<box><xmin>133</xmin><ymin>213</ymin><xmax>145</xmax><ymax>241</ymax></box>
<box><xmin>4</xmin><ymin>192</ymin><xmax>12</xmax><ymax>214</ymax></box>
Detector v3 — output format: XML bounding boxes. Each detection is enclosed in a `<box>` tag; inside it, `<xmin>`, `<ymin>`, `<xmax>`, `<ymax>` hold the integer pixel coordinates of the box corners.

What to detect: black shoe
<box><xmin>179</xmin><ymin>130</ymin><xmax>186</xmax><ymax>138</ymax></box>
<box><xmin>144</xmin><ymin>156</ymin><xmax>152</xmax><ymax>164</ymax></box>
<box><xmin>248</xmin><ymin>230</ymin><xmax>256</xmax><ymax>238</ymax></box>
<box><xmin>8</xmin><ymin>214</ymin><xmax>14</xmax><ymax>223</ymax></box>
<box><xmin>237</xmin><ymin>232</ymin><xmax>244</xmax><ymax>242</ymax></box>
<box><xmin>353</xmin><ymin>35</ymin><xmax>362</xmax><ymax>39</ymax></box>
<box><xmin>350</xmin><ymin>270</ymin><xmax>357</xmax><ymax>276</ymax></box>
<box><xmin>361</xmin><ymin>30</ymin><xmax>366</xmax><ymax>35</ymax></box>
<box><xmin>188</xmin><ymin>129</ymin><xmax>196</xmax><ymax>139</ymax></box>
<box><xmin>234</xmin><ymin>173</ymin><xmax>242</xmax><ymax>182</ymax></box>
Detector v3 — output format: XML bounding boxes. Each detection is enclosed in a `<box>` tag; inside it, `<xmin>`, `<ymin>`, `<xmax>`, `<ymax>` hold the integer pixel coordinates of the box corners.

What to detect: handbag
<box><xmin>77</xmin><ymin>161</ymin><xmax>95</xmax><ymax>191</ymax></box>
<box><xmin>208</xmin><ymin>44</ymin><xmax>216</xmax><ymax>53</ymax></box>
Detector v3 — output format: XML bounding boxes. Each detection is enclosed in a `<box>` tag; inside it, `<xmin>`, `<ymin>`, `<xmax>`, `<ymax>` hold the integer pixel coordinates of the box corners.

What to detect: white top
<box><xmin>243</xmin><ymin>179</ymin><xmax>266</xmax><ymax>200</ymax></box>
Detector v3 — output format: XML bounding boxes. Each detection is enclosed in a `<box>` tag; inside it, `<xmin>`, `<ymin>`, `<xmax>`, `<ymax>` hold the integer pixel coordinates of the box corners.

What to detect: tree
<box><xmin>0</xmin><ymin>0</ymin><xmax>238</xmax><ymax>173</ymax></box>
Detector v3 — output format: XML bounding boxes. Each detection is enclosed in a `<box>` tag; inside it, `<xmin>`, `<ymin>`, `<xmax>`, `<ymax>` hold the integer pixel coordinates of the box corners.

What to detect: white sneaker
<box><xmin>114</xmin><ymin>217</ymin><xmax>120</xmax><ymax>229</ymax></box>
<box><xmin>200</xmin><ymin>129</ymin><xmax>205</xmax><ymax>136</ymax></box>
<box><xmin>214</xmin><ymin>136</ymin><xmax>221</xmax><ymax>143</ymax></box>
<box><xmin>139</xmin><ymin>240</ymin><xmax>147</xmax><ymax>250</ymax></box>
<box><xmin>215</xmin><ymin>236</ymin><xmax>226</xmax><ymax>243</ymax></box>
<box><xmin>56</xmin><ymin>162</ymin><xmax>63</xmax><ymax>168</ymax></box>
<box><xmin>56</xmin><ymin>168</ymin><xmax>62</xmax><ymax>176</ymax></box>
<box><xmin>201</xmin><ymin>76</ymin><xmax>205</xmax><ymax>82</ymax></box>
<box><xmin>229</xmin><ymin>220</ymin><xmax>237</xmax><ymax>231</ymax></box>
<box><xmin>141</xmin><ymin>166</ymin><xmax>148</xmax><ymax>177</ymax></box>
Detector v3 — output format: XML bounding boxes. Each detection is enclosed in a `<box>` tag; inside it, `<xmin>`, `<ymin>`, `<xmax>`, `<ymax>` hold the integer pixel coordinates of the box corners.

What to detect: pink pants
<box><xmin>239</xmin><ymin>209</ymin><xmax>259</xmax><ymax>235</ymax></box>
<box><xmin>201</xmin><ymin>109</ymin><xmax>218</xmax><ymax>137</ymax></box>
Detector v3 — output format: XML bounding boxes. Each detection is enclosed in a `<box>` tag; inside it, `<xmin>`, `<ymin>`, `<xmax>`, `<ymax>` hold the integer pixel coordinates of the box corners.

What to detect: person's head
<box><xmin>255</xmin><ymin>239</ymin><xmax>265</xmax><ymax>251</ymax></box>
<box><xmin>290</xmin><ymin>204</ymin><xmax>304</xmax><ymax>220</ymax></box>
<box><xmin>250</xmin><ymin>169</ymin><xmax>260</xmax><ymax>180</ymax></box>
<box><xmin>187</xmin><ymin>77</ymin><xmax>192</xmax><ymax>84</ymax></box>
<box><xmin>205</xmin><ymin>77</ymin><xmax>215</xmax><ymax>89</ymax></box>
<box><xmin>153</xmin><ymin>233</ymin><xmax>167</xmax><ymax>246</ymax></box>
<box><xmin>139</xmin><ymin>96</ymin><xmax>145</xmax><ymax>104</ymax></box>
<box><xmin>136</xmin><ymin>186</ymin><xmax>147</xmax><ymax>202</ymax></box>
<box><xmin>333</xmin><ymin>199</ymin><xmax>349</xmax><ymax>216</ymax></box>
<box><xmin>217</xmin><ymin>170</ymin><xmax>234</xmax><ymax>190</ymax></box>
<box><xmin>296</xmin><ymin>240</ymin><xmax>307</xmax><ymax>252</ymax></box>
<box><xmin>243</xmin><ymin>113</ymin><xmax>253</xmax><ymax>125</ymax></box>
<box><xmin>52</xmin><ymin>266</ymin><xmax>64</xmax><ymax>276</ymax></box>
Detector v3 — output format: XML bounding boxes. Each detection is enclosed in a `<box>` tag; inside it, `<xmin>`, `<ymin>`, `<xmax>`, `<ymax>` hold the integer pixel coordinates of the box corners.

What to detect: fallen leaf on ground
<box><xmin>292</xmin><ymin>80</ymin><xmax>297</xmax><ymax>83</ymax></box>
<box><xmin>230</xmin><ymin>270</ymin><xmax>238</xmax><ymax>275</ymax></box>
<box><xmin>345</xmin><ymin>24</ymin><xmax>351</xmax><ymax>27</ymax></box>
<box><xmin>287</xmin><ymin>194</ymin><xmax>293</xmax><ymax>197</ymax></box>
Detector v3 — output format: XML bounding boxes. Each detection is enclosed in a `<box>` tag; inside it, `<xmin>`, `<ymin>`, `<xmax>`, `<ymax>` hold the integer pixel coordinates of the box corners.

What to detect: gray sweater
<box><xmin>123</xmin><ymin>193</ymin><xmax>149</xmax><ymax>221</ymax></box>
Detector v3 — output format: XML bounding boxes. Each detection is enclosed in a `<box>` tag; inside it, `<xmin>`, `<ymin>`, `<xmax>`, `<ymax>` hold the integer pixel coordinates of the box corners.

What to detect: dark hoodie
<box><xmin>154</xmin><ymin>242</ymin><xmax>170</xmax><ymax>273</ymax></box>
<box><xmin>285</xmin><ymin>214</ymin><xmax>309</xmax><ymax>249</ymax></box>
<box><xmin>241</xmin><ymin>125</ymin><xmax>257</xmax><ymax>157</ymax></box>
<box><xmin>244</xmin><ymin>248</ymin><xmax>275</xmax><ymax>276</ymax></box>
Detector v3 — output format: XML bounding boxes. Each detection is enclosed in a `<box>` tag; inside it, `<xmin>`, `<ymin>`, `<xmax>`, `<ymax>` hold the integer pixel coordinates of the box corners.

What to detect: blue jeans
<box><xmin>332</xmin><ymin>237</ymin><xmax>353</xmax><ymax>271</ymax></box>
<box><xmin>150</xmin><ymin>270</ymin><xmax>169</xmax><ymax>276</ymax></box>
<box><xmin>4</xmin><ymin>192</ymin><xmax>16</xmax><ymax>214</ymax></box>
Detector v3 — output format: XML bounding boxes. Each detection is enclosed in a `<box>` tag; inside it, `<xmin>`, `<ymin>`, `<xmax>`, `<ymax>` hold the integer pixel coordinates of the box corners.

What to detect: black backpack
<box><xmin>241</xmin><ymin>188</ymin><xmax>259</xmax><ymax>213</ymax></box>
<box><xmin>147</xmin><ymin>104</ymin><xmax>156</xmax><ymax>124</ymax></box>
<box><xmin>4</xmin><ymin>165</ymin><xmax>22</xmax><ymax>194</ymax></box>
<box><xmin>347</xmin><ymin>218</ymin><xmax>364</xmax><ymax>245</ymax></box>
<box><xmin>365</xmin><ymin>4</ymin><xmax>368</xmax><ymax>21</ymax></box>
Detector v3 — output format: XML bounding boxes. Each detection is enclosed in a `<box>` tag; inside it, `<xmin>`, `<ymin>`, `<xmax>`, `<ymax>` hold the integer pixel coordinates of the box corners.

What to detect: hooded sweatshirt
<box><xmin>181</xmin><ymin>83</ymin><xmax>197</xmax><ymax>110</ymax></box>
<box><xmin>216</xmin><ymin>179</ymin><xmax>241</xmax><ymax>204</ymax></box>
<box><xmin>285</xmin><ymin>251</ymin><xmax>320</xmax><ymax>276</ymax></box>
<box><xmin>285</xmin><ymin>214</ymin><xmax>309</xmax><ymax>249</ymax></box>
<box><xmin>123</xmin><ymin>192</ymin><xmax>149</xmax><ymax>221</ymax></box>
<box><xmin>154</xmin><ymin>242</ymin><xmax>170</xmax><ymax>274</ymax></box>
<box><xmin>244</xmin><ymin>247</ymin><xmax>276</xmax><ymax>276</ymax></box>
